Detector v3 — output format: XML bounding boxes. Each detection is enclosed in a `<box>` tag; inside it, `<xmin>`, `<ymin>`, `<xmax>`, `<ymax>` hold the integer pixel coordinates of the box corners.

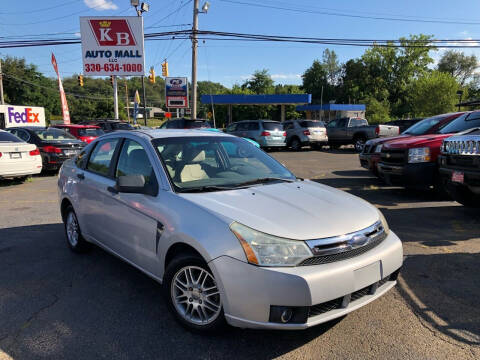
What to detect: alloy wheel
<box><xmin>66</xmin><ymin>211</ymin><xmax>79</xmax><ymax>247</ymax></box>
<box><xmin>171</xmin><ymin>266</ymin><xmax>222</xmax><ymax>326</ymax></box>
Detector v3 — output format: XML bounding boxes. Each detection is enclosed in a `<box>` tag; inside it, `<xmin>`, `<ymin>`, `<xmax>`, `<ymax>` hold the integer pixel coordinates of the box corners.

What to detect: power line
<box><xmin>147</xmin><ymin>0</ymin><xmax>193</xmax><ymax>28</ymax></box>
<box><xmin>0</xmin><ymin>0</ymin><xmax>79</xmax><ymax>15</ymax></box>
<box><xmin>218</xmin><ymin>0</ymin><xmax>480</xmax><ymax>26</ymax></box>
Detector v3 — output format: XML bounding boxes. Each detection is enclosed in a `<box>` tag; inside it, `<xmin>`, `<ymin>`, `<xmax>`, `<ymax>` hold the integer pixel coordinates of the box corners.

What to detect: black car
<box><xmin>7</xmin><ymin>127</ymin><xmax>85</xmax><ymax>171</ymax></box>
<box><xmin>385</xmin><ymin>118</ymin><xmax>423</xmax><ymax>133</ymax></box>
<box><xmin>158</xmin><ymin>118</ymin><xmax>211</xmax><ymax>129</ymax></box>
<box><xmin>80</xmin><ymin>120</ymin><xmax>134</xmax><ymax>132</ymax></box>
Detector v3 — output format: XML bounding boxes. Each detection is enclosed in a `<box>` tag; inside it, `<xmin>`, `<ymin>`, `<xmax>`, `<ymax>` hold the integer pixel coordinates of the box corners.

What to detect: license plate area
<box><xmin>452</xmin><ymin>171</ymin><xmax>464</xmax><ymax>184</ymax></box>
<box><xmin>354</xmin><ymin>261</ymin><xmax>382</xmax><ymax>289</ymax></box>
<box><xmin>10</xmin><ymin>152</ymin><xmax>21</xmax><ymax>159</ymax></box>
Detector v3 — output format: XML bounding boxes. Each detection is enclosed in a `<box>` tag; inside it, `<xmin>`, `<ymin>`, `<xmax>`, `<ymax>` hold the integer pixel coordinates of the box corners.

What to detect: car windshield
<box><xmin>34</xmin><ymin>128</ymin><xmax>76</xmax><ymax>141</ymax></box>
<box><xmin>153</xmin><ymin>136</ymin><xmax>296</xmax><ymax>192</ymax></box>
<box><xmin>78</xmin><ymin>128</ymin><xmax>104</xmax><ymax>136</ymax></box>
<box><xmin>403</xmin><ymin>115</ymin><xmax>447</xmax><ymax>135</ymax></box>
<box><xmin>184</xmin><ymin>121</ymin><xmax>211</xmax><ymax>129</ymax></box>
<box><xmin>439</xmin><ymin>112</ymin><xmax>480</xmax><ymax>134</ymax></box>
<box><xmin>112</xmin><ymin>122</ymin><xmax>133</xmax><ymax>130</ymax></box>
<box><xmin>0</xmin><ymin>131</ymin><xmax>23</xmax><ymax>142</ymax></box>
<box><xmin>263</xmin><ymin>122</ymin><xmax>283</xmax><ymax>131</ymax></box>
<box><xmin>300</xmin><ymin>121</ymin><xmax>324</xmax><ymax>128</ymax></box>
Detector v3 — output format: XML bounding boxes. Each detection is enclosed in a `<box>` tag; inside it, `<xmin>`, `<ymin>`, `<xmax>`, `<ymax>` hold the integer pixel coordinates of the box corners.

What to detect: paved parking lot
<box><xmin>1</xmin><ymin>149</ymin><xmax>479</xmax><ymax>360</ymax></box>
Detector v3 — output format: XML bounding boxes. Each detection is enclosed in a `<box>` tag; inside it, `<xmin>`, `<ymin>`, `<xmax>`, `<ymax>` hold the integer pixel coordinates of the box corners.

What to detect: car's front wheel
<box><xmin>164</xmin><ymin>254</ymin><xmax>225</xmax><ymax>332</ymax></box>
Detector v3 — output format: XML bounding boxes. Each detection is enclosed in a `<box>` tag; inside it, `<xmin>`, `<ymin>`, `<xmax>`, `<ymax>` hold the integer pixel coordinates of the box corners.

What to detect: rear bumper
<box><xmin>378</xmin><ymin>162</ymin><xmax>437</xmax><ymax>188</ymax></box>
<box><xmin>41</xmin><ymin>154</ymin><xmax>76</xmax><ymax>170</ymax></box>
<box><xmin>0</xmin><ymin>160</ymin><xmax>42</xmax><ymax>178</ymax></box>
<box><xmin>209</xmin><ymin>231</ymin><xmax>403</xmax><ymax>330</ymax></box>
<box><xmin>260</xmin><ymin>139</ymin><xmax>286</xmax><ymax>148</ymax></box>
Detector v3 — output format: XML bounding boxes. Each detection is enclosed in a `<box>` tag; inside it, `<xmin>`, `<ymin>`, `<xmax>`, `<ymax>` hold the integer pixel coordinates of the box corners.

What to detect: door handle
<box><xmin>77</xmin><ymin>173</ymin><xmax>85</xmax><ymax>180</ymax></box>
<box><xmin>107</xmin><ymin>186</ymin><xmax>118</xmax><ymax>194</ymax></box>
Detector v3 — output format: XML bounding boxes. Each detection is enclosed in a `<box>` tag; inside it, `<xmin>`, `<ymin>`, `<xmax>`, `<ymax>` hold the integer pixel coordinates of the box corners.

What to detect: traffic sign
<box><xmin>80</xmin><ymin>16</ymin><xmax>145</xmax><ymax>76</ymax></box>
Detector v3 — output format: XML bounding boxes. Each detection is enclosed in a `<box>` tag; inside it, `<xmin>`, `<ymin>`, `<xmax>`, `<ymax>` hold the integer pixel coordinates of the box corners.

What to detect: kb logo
<box><xmin>89</xmin><ymin>19</ymin><xmax>136</xmax><ymax>46</ymax></box>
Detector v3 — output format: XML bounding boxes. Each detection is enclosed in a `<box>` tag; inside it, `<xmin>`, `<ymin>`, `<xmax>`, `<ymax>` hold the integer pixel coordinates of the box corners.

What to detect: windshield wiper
<box><xmin>232</xmin><ymin>177</ymin><xmax>296</xmax><ymax>188</ymax></box>
<box><xmin>176</xmin><ymin>185</ymin><xmax>236</xmax><ymax>193</ymax></box>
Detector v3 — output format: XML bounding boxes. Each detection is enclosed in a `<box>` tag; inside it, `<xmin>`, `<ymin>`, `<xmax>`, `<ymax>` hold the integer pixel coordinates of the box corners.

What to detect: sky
<box><xmin>2</xmin><ymin>0</ymin><xmax>480</xmax><ymax>88</ymax></box>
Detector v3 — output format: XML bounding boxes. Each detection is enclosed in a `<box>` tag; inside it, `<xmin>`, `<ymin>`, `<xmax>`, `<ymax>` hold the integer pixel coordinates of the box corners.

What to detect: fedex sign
<box><xmin>80</xmin><ymin>16</ymin><xmax>145</xmax><ymax>76</ymax></box>
<box><xmin>0</xmin><ymin>105</ymin><xmax>46</xmax><ymax>129</ymax></box>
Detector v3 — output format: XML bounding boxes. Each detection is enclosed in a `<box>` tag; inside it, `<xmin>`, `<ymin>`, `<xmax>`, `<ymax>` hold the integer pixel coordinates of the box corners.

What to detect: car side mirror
<box><xmin>108</xmin><ymin>174</ymin><xmax>156</xmax><ymax>196</ymax></box>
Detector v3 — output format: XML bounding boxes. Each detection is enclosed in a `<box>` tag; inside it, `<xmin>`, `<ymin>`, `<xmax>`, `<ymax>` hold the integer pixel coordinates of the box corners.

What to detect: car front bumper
<box><xmin>209</xmin><ymin>230</ymin><xmax>403</xmax><ymax>330</ymax></box>
<box><xmin>378</xmin><ymin>162</ymin><xmax>437</xmax><ymax>188</ymax></box>
<box><xmin>359</xmin><ymin>153</ymin><xmax>380</xmax><ymax>173</ymax></box>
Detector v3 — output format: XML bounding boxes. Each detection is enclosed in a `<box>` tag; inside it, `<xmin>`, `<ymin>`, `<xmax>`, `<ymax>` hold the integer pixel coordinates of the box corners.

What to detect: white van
<box><xmin>0</xmin><ymin>105</ymin><xmax>46</xmax><ymax>129</ymax></box>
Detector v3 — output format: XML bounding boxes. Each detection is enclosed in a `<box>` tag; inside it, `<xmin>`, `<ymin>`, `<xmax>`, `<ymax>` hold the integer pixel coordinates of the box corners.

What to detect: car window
<box><xmin>226</xmin><ymin>123</ymin><xmax>237</xmax><ymax>132</ymax></box>
<box><xmin>86</xmin><ymin>138</ymin><xmax>119</xmax><ymax>176</ymax></box>
<box><xmin>184</xmin><ymin>121</ymin><xmax>211</xmax><ymax>129</ymax></box>
<box><xmin>116</xmin><ymin>139</ymin><xmax>157</xmax><ymax>186</ymax></box>
<box><xmin>440</xmin><ymin>112</ymin><xmax>480</xmax><ymax>134</ymax></box>
<box><xmin>348</xmin><ymin>119</ymin><xmax>367</xmax><ymax>127</ymax></box>
<box><xmin>0</xmin><ymin>131</ymin><xmax>23</xmax><ymax>143</ymax></box>
<box><xmin>78</xmin><ymin>128</ymin><xmax>104</xmax><ymax>136</ymax></box>
<box><xmin>403</xmin><ymin>115</ymin><xmax>448</xmax><ymax>135</ymax></box>
<box><xmin>300</xmin><ymin>121</ymin><xmax>323</xmax><ymax>128</ymax></box>
<box><xmin>9</xmin><ymin>129</ymin><xmax>31</xmax><ymax>142</ymax></box>
<box><xmin>75</xmin><ymin>149</ymin><xmax>89</xmax><ymax>169</ymax></box>
<box><xmin>262</xmin><ymin>122</ymin><xmax>283</xmax><ymax>131</ymax></box>
<box><xmin>34</xmin><ymin>128</ymin><xmax>76</xmax><ymax>141</ymax></box>
<box><xmin>248</xmin><ymin>122</ymin><xmax>260</xmax><ymax>131</ymax></box>
<box><xmin>236</xmin><ymin>123</ymin><xmax>249</xmax><ymax>131</ymax></box>
<box><xmin>284</xmin><ymin>122</ymin><xmax>293</xmax><ymax>130</ymax></box>
<box><xmin>153</xmin><ymin>136</ymin><xmax>295</xmax><ymax>191</ymax></box>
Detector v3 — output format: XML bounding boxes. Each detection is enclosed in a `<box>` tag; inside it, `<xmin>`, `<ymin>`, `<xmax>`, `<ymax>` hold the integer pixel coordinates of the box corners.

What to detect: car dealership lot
<box><xmin>0</xmin><ymin>150</ymin><xmax>479</xmax><ymax>360</ymax></box>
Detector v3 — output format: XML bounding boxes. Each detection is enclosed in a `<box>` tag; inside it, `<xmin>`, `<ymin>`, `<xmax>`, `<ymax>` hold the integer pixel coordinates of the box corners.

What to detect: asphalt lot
<box><xmin>1</xmin><ymin>149</ymin><xmax>479</xmax><ymax>360</ymax></box>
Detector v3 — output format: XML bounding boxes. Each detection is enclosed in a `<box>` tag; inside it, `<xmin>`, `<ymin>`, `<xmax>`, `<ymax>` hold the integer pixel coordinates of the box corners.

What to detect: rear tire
<box><xmin>353</xmin><ymin>136</ymin><xmax>367</xmax><ymax>152</ymax></box>
<box><xmin>63</xmin><ymin>205</ymin><xmax>92</xmax><ymax>253</ymax></box>
<box><xmin>163</xmin><ymin>254</ymin><xmax>226</xmax><ymax>332</ymax></box>
<box><xmin>290</xmin><ymin>137</ymin><xmax>301</xmax><ymax>151</ymax></box>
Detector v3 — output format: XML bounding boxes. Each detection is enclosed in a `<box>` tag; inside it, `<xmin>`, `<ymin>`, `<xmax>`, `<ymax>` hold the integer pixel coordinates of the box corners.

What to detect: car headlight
<box><xmin>230</xmin><ymin>222</ymin><xmax>312</xmax><ymax>267</ymax></box>
<box><xmin>375</xmin><ymin>144</ymin><xmax>383</xmax><ymax>153</ymax></box>
<box><xmin>408</xmin><ymin>147</ymin><xmax>431</xmax><ymax>163</ymax></box>
<box><xmin>377</xmin><ymin>209</ymin><xmax>390</xmax><ymax>235</ymax></box>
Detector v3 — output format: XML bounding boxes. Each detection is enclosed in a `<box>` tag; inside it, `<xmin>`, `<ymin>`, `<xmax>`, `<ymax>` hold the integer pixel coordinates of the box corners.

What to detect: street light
<box><xmin>201</xmin><ymin>1</ymin><xmax>210</xmax><ymax>13</ymax></box>
<box><xmin>130</xmin><ymin>0</ymin><xmax>139</xmax><ymax>6</ymax></box>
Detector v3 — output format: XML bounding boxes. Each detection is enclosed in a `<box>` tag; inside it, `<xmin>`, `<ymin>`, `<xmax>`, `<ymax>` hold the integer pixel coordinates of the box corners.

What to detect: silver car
<box><xmin>284</xmin><ymin>120</ymin><xmax>328</xmax><ymax>150</ymax></box>
<box><xmin>58</xmin><ymin>130</ymin><xmax>403</xmax><ymax>331</ymax></box>
<box><xmin>225</xmin><ymin>120</ymin><xmax>286</xmax><ymax>149</ymax></box>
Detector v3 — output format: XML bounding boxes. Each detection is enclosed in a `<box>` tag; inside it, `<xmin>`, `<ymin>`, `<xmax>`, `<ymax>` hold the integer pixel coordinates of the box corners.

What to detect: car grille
<box><xmin>308</xmin><ymin>272</ymin><xmax>398</xmax><ymax>318</ymax></box>
<box><xmin>443</xmin><ymin>138</ymin><xmax>480</xmax><ymax>156</ymax></box>
<box><xmin>362</xmin><ymin>144</ymin><xmax>376</xmax><ymax>154</ymax></box>
<box><xmin>299</xmin><ymin>231</ymin><xmax>387</xmax><ymax>266</ymax></box>
<box><xmin>447</xmin><ymin>155</ymin><xmax>480</xmax><ymax>170</ymax></box>
<box><xmin>380</xmin><ymin>148</ymin><xmax>406</xmax><ymax>165</ymax></box>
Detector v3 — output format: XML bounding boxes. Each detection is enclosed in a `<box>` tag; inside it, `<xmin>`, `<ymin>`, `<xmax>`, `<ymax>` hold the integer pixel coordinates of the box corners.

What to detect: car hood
<box><xmin>366</xmin><ymin>134</ymin><xmax>409</xmax><ymax>146</ymax></box>
<box><xmin>383</xmin><ymin>134</ymin><xmax>452</xmax><ymax>149</ymax></box>
<box><xmin>180</xmin><ymin>181</ymin><xmax>380</xmax><ymax>240</ymax></box>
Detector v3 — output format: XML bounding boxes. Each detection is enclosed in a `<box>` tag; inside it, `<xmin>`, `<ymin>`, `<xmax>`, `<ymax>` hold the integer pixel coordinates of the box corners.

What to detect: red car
<box><xmin>52</xmin><ymin>124</ymin><xmax>104</xmax><ymax>144</ymax></box>
<box><xmin>359</xmin><ymin>112</ymin><xmax>464</xmax><ymax>175</ymax></box>
<box><xmin>378</xmin><ymin>111</ymin><xmax>480</xmax><ymax>190</ymax></box>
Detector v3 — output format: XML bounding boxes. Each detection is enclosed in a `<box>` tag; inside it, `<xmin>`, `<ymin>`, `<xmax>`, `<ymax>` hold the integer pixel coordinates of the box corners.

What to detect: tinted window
<box><xmin>236</xmin><ymin>122</ymin><xmax>249</xmax><ymax>131</ymax></box>
<box><xmin>248</xmin><ymin>122</ymin><xmax>260</xmax><ymax>130</ymax></box>
<box><xmin>0</xmin><ymin>131</ymin><xmax>23</xmax><ymax>143</ymax></box>
<box><xmin>116</xmin><ymin>139</ymin><xmax>156</xmax><ymax>187</ymax></box>
<box><xmin>262</xmin><ymin>122</ymin><xmax>283</xmax><ymax>131</ymax></box>
<box><xmin>184</xmin><ymin>121</ymin><xmax>211</xmax><ymax>129</ymax></box>
<box><xmin>111</xmin><ymin>122</ymin><xmax>133</xmax><ymax>130</ymax></box>
<box><xmin>349</xmin><ymin>118</ymin><xmax>367</xmax><ymax>127</ymax></box>
<box><xmin>440</xmin><ymin>112</ymin><xmax>480</xmax><ymax>134</ymax></box>
<box><xmin>78</xmin><ymin>128</ymin><xmax>104</xmax><ymax>136</ymax></box>
<box><xmin>404</xmin><ymin>115</ymin><xmax>450</xmax><ymax>135</ymax></box>
<box><xmin>300</xmin><ymin>121</ymin><xmax>324</xmax><ymax>128</ymax></box>
<box><xmin>226</xmin><ymin>123</ymin><xmax>237</xmax><ymax>132</ymax></box>
<box><xmin>34</xmin><ymin>128</ymin><xmax>76</xmax><ymax>141</ymax></box>
<box><xmin>284</xmin><ymin>122</ymin><xmax>294</xmax><ymax>130</ymax></box>
<box><xmin>87</xmin><ymin>138</ymin><xmax>119</xmax><ymax>176</ymax></box>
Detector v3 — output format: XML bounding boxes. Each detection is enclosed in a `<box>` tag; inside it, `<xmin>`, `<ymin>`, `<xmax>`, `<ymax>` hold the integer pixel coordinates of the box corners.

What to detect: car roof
<box><xmin>109</xmin><ymin>129</ymin><xmax>235</xmax><ymax>140</ymax></box>
<box><xmin>53</xmin><ymin>124</ymin><xmax>100</xmax><ymax>128</ymax></box>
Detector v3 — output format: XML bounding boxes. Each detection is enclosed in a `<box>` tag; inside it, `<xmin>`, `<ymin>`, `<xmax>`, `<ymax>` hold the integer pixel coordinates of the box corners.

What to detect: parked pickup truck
<box><xmin>439</xmin><ymin>128</ymin><xmax>480</xmax><ymax>207</ymax></box>
<box><xmin>378</xmin><ymin>110</ymin><xmax>480</xmax><ymax>191</ymax></box>
<box><xmin>326</xmin><ymin>117</ymin><xmax>399</xmax><ymax>152</ymax></box>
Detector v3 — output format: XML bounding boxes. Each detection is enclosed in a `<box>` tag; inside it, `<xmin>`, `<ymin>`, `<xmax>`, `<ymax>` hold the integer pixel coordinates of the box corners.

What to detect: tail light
<box><xmin>283</xmin><ymin>132</ymin><xmax>287</xmax><ymax>137</ymax></box>
<box><xmin>29</xmin><ymin>148</ymin><xmax>41</xmax><ymax>156</ymax></box>
<box><xmin>0</xmin><ymin>152</ymin><xmax>2</xmax><ymax>158</ymax></box>
<box><xmin>42</xmin><ymin>145</ymin><xmax>62</xmax><ymax>154</ymax></box>
<box><xmin>375</xmin><ymin>126</ymin><xmax>380</xmax><ymax>136</ymax></box>
<box><xmin>303</xmin><ymin>130</ymin><xmax>310</xmax><ymax>136</ymax></box>
<box><xmin>260</xmin><ymin>131</ymin><xmax>271</xmax><ymax>137</ymax></box>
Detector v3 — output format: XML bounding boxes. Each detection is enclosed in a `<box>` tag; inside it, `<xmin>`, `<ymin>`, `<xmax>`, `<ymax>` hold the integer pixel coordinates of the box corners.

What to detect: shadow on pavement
<box><xmin>0</xmin><ymin>224</ymin><xmax>342</xmax><ymax>360</ymax></box>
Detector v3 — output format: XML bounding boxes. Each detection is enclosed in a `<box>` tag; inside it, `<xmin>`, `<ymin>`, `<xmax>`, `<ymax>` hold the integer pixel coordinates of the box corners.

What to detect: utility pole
<box><xmin>133</xmin><ymin>1</ymin><xmax>149</xmax><ymax>126</ymax></box>
<box><xmin>191</xmin><ymin>0</ymin><xmax>199</xmax><ymax>119</ymax></box>
<box><xmin>113</xmin><ymin>75</ymin><xmax>119</xmax><ymax>120</ymax></box>
<box><xmin>0</xmin><ymin>59</ymin><xmax>5</xmax><ymax>105</ymax></box>
<box><xmin>125</xmin><ymin>80</ymin><xmax>131</xmax><ymax>123</ymax></box>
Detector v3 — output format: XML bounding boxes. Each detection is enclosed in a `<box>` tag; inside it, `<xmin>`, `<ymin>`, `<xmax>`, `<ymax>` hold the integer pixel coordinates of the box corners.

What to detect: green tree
<box><xmin>302</xmin><ymin>49</ymin><xmax>340</xmax><ymax>104</ymax></box>
<box><xmin>437</xmin><ymin>50</ymin><xmax>478</xmax><ymax>85</ymax></box>
<box><xmin>241</xmin><ymin>69</ymin><xmax>274</xmax><ymax>94</ymax></box>
<box><xmin>322</xmin><ymin>49</ymin><xmax>341</xmax><ymax>85</ymax></box>
<box><xmin>408</xmin><ymin>71</ymin><xmax>460</xmax><ymax>116</ymax></box>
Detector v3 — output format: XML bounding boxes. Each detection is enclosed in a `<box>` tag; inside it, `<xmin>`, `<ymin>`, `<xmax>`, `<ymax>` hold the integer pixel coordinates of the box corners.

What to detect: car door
<box><xmin>105</xmin><ymin>138</ymin><xmax>160</xmax><ymax>275</ymax></box>
<box><xmin>326</xmin><ymin>119</ymin><xmax>342</xmax><ymax>141</ymax></box>
<box><xmin>75</xmin><ymin>137</ymin><xmax>121</xmax><ymax>245</ymax></box>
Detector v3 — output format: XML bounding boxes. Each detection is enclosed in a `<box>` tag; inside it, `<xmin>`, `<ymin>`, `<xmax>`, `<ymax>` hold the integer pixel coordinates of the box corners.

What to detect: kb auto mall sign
<box><xmin>80</xmin><ymin>17</ymin><xmax>145</xmax><ymax>76</ymax></box>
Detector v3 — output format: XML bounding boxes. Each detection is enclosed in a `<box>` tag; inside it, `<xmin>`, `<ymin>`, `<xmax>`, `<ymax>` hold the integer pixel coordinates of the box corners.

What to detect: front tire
<box><xmin>64</xmin><ymin>205</ymin><xmax>92</xmax><ymax>253</ymax></box>
<box><xmin>353</xmin><ymin>137</ymin><xmax>367</xmax><ymax>152</ymax></box>
<box><xmin>163</xmin><ymin>254</ymin><xmax>225</xmax><ymax>332</ymax></box>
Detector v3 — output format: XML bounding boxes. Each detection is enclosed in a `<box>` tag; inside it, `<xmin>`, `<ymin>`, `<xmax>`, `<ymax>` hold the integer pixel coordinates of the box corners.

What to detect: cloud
<box><xmin>84</xmin><ymin>0</ymin><xmax>118</xmax><ymax>11</ymax></box>
<box><xmin>271</xmin><ymin>73</ymin><xmax>301</xmax><ymax>80</ymax></box>
<box><xmin>449</xmin><ymin>37</ymin><xmax>480</xmax><ymax>47</ymax></box>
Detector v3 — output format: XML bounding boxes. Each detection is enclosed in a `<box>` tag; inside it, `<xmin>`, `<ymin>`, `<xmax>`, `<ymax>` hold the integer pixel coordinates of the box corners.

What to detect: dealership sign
<box><xmin>80</xmin><ymin>17</ymin><xmax>145</xmax><ymax>76</ymax></box>
<box><xmin>0</xmin><ymin>105</ymin><xmax>46</xmax><ymax>129</ymax></box>
<box><xmin>165</xmin><ymin>77</ymin><xmax>189</xmax><ymax>108</ymax></box>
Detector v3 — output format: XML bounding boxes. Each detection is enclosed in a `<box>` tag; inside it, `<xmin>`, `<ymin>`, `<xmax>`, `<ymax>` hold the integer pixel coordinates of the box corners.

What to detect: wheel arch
<box><xmin>60</xmin><ymin>197</ymin><xmax>73</xmax><ymax>223</ymax></box>
<box><xmin>164</xmin><ymin>242</ymin><xmax>205</xmax><ymax>271</ymax></box>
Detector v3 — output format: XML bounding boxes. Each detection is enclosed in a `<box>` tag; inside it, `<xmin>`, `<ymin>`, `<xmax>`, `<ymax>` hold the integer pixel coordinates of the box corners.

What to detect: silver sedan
<box><xmin>58</xmin><ymin>129</ymin><xmax>403</xmax><ymax>331</ymax></box>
